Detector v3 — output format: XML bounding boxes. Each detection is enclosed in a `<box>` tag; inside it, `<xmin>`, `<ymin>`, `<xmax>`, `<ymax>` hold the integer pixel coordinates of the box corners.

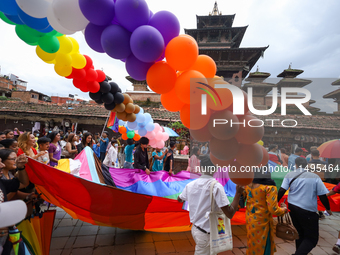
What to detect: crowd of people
<box><xmin>1</xmin><ymin>126</ymin><xmax>340</xmax><ymax>255</ymax></box>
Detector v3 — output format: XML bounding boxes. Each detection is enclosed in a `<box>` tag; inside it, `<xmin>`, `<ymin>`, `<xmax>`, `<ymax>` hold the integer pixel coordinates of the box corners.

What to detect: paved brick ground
<box><xmin>50</xmin><ymin>208</ymin><xmax>340</xmax><ymax>255</ymax></box>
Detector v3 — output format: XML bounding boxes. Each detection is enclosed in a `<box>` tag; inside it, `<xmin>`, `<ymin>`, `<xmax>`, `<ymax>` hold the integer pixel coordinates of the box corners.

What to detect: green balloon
<box><xmin>127</xmin><ymin>131</ymin><xmax>135</xmax><ymax>139</ymax></box>
<box><xmin>15</xmin><ymin>25</ymin><xmax>40</xmax><ymax>45</ymax></box>
<box><xmin>45</xmin><ymin>30</ymin><xmax>58</xmax><ymax>37</ymax></box>
<box><xmin>23</xmin><ymin>25</ymin><xmax>45</xmax><ymax>38</ymax></box>
<box><xmin>0</xmin><ymin>12</ymin><xmax>16</xmax><ymax>25</ymax></box>
<box><xmin>55</xmin><ymin>32</ymin><xmax>64</xmax><ymax>37</ymax></box>
<box><xmin>38</xmin><ymin>35</ymin><xmax>60</xmax><ymax>53</ymax></box>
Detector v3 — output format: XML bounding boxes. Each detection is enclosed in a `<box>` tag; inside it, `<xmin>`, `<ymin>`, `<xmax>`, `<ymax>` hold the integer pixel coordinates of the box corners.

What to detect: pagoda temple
<box><xmin>184</xmin><ymin>2</ymin><xmax>268</xmax><ymax>83</ymax></box>
<box><xmin>323</xmin><ymin>79</ymin><xmax>340</xmax><ymax>115</ymax></box>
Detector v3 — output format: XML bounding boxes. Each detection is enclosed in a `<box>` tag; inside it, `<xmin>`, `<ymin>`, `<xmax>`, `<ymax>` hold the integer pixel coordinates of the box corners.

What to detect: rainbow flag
<box><xmin>107</xmin><ymin>112</ymin><xmax>119</xmax><ymax>132</ymax></box>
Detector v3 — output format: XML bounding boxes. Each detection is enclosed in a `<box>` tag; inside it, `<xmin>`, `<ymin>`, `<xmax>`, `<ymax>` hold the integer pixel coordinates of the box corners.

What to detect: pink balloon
<box><xmin>155</xmin><ymin>132</ymin><xmax>163</xmax><ymax>140</ymax></box>
<box><xmin>148</xmin><ymin>131</ymin><xmax>156</xmax><ymax>139</ymax></box>
<box><xmin>162</xmin><ymin>132</ymin><xmax>169</xmax><ymax>141</ymax></box>
<box><xmin>154</xmin><ymin>123</ymin><xmax>161</xmax><ymax>133</ymax></box>
<box><xmin>156</xmin><ymin>140</ymin><xmax>165</xmax><ymax>149</ymax></box>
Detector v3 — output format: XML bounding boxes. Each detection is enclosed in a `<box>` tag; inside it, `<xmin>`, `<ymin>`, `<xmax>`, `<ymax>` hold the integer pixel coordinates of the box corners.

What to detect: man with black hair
<box><xmin>278</xmin><ymin>157</ymin><xmax>331</xmax><ymax>255</ymax></box>
<box><xmin>0</xmin><ymin>132</ymin><xmax>5</xmax><ymax>141</ymax></box>
<box><xmin>308</xmin><ymin>150</ymin><xmax>328</xmax><ymax>181</ymax></box>
<box><xmin>99</xmin><ymin>131</ymin><xmax>109</xmax><ymax>162</ymax></box>
<box><xmin>123</xmin><ymin>139</ymin><xmax>135</xmax><ymax>169</ymax></box>
<box><xmin>288</xmin><ymin>147</ymin><xmax>303</xmax><ymax>170</ymax></box>
<box><xmin>177</xmin><ymin>154</ymin><xmax>244</xmax><ymax>254</ymax></box>
<box><xmin>37</xmin><ymin>137</ymin><xmax>51</xmax><ymax>165</ymax></box>
<box><xmin>164</xmin><ymin>141</ymin><xmax>176</xmax><ymax>174</ymax></box>
<box><xmin>133</xmin><ymin>137</ymin><xmax>150</xmax><ymax>174</ymax></box>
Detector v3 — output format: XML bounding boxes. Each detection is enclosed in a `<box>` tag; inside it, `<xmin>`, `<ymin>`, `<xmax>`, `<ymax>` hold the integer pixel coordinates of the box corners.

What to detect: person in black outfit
<box><xmin>164</xmin><ymin>142</ymin><xmax>176</xmax><ymax>175</ymax></box>
<box><xmin>133</xmin><ymin>137</ymin><xmax>150</xmax><ymax>174</ymax></box>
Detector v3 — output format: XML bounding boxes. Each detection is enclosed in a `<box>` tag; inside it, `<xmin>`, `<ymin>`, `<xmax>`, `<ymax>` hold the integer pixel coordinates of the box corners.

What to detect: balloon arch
<box><xmin>0</xmin><ymin>0</ymin><xmax>268</xmax><ymax>184</ymax></box>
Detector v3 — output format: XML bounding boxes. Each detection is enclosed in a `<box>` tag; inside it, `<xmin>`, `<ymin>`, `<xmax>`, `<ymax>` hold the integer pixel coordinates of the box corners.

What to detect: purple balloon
<box><xmin>79</xmin><ymin>0</ymin><xmax>115</xmax><ymax>26</ymax></box>
<box><xmin>101</xmin><ymin>24</ymin><xmax>132</xmax><ymax>59</ymax></box>
<box><xmin>149</xmin><ymin>10</ymin><xmax>153</xmax><ymax>19</ymax></box>
<box><xmin>115</xmin><ymin>0</ymin><xmax>149</xmax><ymax>32</ymax></box>
<box><xmin>125</xmin><ymin>54</ymin><xmax>153</xmax><ymax>81</ymax></box>
<box><xmin>130</xmin><ymin>25</ymin><xmax>164</xmax><ymax>63</ymax></box>
<box><xmin>85</xmin><ymin>23</ymin><xmax>106</xmax><ymax>53</ymax></box>
<box><xmin>148</xmin><ymin>11</ymin><xmax>180</xmax><ymax>46</ymax></box>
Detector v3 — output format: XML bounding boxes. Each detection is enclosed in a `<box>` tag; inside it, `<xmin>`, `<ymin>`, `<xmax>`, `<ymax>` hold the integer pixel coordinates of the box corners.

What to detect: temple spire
<box><xmin>210</xmin><ymin>1</ymin><xmax>222</xmax><ymax>16</ymax></box>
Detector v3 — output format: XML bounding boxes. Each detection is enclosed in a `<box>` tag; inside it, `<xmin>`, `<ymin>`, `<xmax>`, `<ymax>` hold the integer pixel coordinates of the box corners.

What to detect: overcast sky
<box><xmin>0</xmin><ymin>0</ymin><xmax>339</xmax><ymax>113</ymax></box>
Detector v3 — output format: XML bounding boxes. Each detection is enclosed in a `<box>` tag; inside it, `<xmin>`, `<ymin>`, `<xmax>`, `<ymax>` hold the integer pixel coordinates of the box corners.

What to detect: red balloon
<box><xmin>235</xmin><ymin>115</ymin><xmax>264</xmax><ymax>145</ymax></box>
<box><xmin>210</xmin><ymin>153</ymin><xmax>234</xmax><ymax>169</ymax></box>
<box><xmin>73</xmin><ymin>79</ymin><xmax>87</xmax><ymax>89</ymax></box>
<box><xmin>86</xmin><ymin>68</ymin><xmax>98</xmax><ymax>81</ymax></box>
<box><xmin>87</xmin><ymin>81</ymin><xmax>100</xmax><ymax>93</ymax></box>
<box><xmin>190</xmin><ymin>125</ymin><xmax>212</xmax><ymax>142</ymax></box>
<box><xmin>210</xmin><ymin>137</ymin><xmax>240</xmax><ymax>161</ymax></box>
<box><xmin>83</xmin><ymin>55</ymin><xmax>93</xmax><ymax>70</ymax></box>
<box><xmin>72</xmin><ymin>68</ymin><xmax>86</xmax><ymax>80</ymax></box>
<box><xmin>65</xmin><ymin>73</ymin><xmax>73</xmax><ymax>79</ymax></box>
<box><xmin>228</xmin><ymin>161</ymin><xmax>254</xmax><ymax>186</ymax></box>
<box><xmin>236</xmin><ymin>143</ymin><xmax>263</xmax><ymax>167</ymax></box>
<box><xmin>96</xmin><ymin>70</ymin><xmax>106</xmax><ymax>82</ymax></box>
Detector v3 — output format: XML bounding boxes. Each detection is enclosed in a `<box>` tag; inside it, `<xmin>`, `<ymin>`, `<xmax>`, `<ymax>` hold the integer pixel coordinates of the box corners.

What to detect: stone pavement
<box><xmin>50</xmin><ymin>207</ymin><xmax>340</xmax><ymax>255</ymax></box>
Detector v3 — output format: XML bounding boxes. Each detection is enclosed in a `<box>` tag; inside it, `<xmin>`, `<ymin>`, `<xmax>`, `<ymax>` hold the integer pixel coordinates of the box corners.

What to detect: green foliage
<box><xmin>0</xmin><ymin>96</ymin><xmax>9</xmax><ymax>101</ymax></box>
<box><xmin>168</xmin><ymin>121</ymin><xmax>189</xmax><ymax>140</ymax></box>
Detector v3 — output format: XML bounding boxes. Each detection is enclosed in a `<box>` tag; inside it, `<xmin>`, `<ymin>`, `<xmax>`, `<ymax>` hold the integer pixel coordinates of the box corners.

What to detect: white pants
<box><xmin>191</xmin><ymin>225</ymin><xmax>210</xmax><ymax>255</ymax></box>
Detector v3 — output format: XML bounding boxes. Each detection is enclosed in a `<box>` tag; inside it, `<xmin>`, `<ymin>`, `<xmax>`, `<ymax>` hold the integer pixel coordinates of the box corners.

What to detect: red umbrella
<box><xmin>318</xmin><ymin>139</ymin><xmax>340</xmax><ymax>158</ymax></box>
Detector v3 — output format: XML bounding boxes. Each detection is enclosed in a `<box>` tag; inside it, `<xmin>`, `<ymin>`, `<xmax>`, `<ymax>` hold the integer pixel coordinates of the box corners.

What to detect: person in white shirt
<box><xmin>177</xmin><ymin>154</ymin><xmax>244</xmax><ymax>255</ymax></box>
<box><xmin>103</xmin><ymin>140</ymin><xmax>118</xmax><ymax>168</ymax></box>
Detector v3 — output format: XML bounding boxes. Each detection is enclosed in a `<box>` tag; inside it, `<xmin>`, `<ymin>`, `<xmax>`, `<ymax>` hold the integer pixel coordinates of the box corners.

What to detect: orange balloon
<box><xmin>228</xmin><ymin>161</ymin><xmax>254</xmax><ymax>186</ymax></box>
<box><xmin>146</xmin><ymin>61</ymin><xmax>177</xmax><ymax>94</ymax></box>
<box><xmin>114</xmin><ymin>103</ymin><xmax>126</xmax><ymax>113</ymax></box>
<box><xmin>235</xmin><ymin>115</ymin><xmax>264</xmax><ymax>145</ymax></box>
<box><xmin>175</xmin><ymin>70</ymin><xmax>207</xmax><ymax>105</ymax></box>
<box><xmin>122</xmin><ymin>133</ymin><xmax>128</xmax><ymax>140</ymax></box>
<box><xmin>116</xmin><ymin>111</ymin><xmax>127</xmax><ymax>120</ymax></box>
<box><xmin>190</xmin><ymin>125</ymin><xmax>212</xmax><ymax>142</ymax></box>
<box><xmin>180</xmin><ymin>103</ymin><xmax>211</xmax><ymax>130</ymax></box>
<box><xmin>259</xmin><ymin>146</ymin><xmax>269</xmax><ymax>166</ymax></box>
<box><xmin>165</xmin><ymin>35</ymin><xmax>198</xmax><ymax>71</ymax></box>
<box><xmin>190</xmin><ymin>55</ymin><xmax>217</xmax><ymax>78</ymax></box>
<box><xmin>126</xmin><ymin>113</ymin><xmax>136</xmax><ymax>122</ymax></box>
<box><xmin>134</xmin><ymin>105</ymin><xmax>140</xmax><ymax>114</ymax></box>
<box><xmin>206</xmin><ymin>78</ymin><xmax>233</xmax><ymax>111</ymax></box>
<box><xmin>210</xmin><ymin>153</ymin><xmax>234</xmax><ymax>169</ymax></box>
<box><xmin>236</xmin><ymin>143</ymin><xmax>263</xmax><ymax>167</ymax></box>
<box><xmin>125</xmin><ymin>103</ymin><xmax>135</xmax><ymax>113</ymax></box>
<box><xmin>133</xmin><ymin>134</ymin><xmax>141</xmax><ymax>141</ymax></box>
<box><xmin>208</xmin><ymin>109</ymin><xmax>239</xmax><ymax>140</ymax></box>
<box><xmin>119</xmin><ymin>126</ymin><xmax>127</xmax><ymax>134</ymax></box>
<box><xmin>160</xmin><ymin>88</ymin><xmax>185</xmax><ymax>112</ymax></box>
<box><xmin>227</xmin><ymin>90</ymin><xmax>249</xmax><ymax>116</ymax></box>
<box><xmin>209</xmin><ymin>137</ymin><xmax>240</xmax><ymax>161</ymax></box>
<box><xmin>123</xmin><ymin>94</ymin><xmax>133</xmax><ymax>104</ymax></box>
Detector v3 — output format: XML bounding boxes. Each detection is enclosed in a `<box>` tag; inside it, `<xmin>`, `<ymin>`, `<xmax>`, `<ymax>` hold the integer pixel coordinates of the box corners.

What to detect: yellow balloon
<box><xmin>54</xmin><ymin>63</ymin><xmax>72</xmax><ymax>77</ymax></box>
<box><xmin>57</xmin><ymin>35</ymin><xmax>73</xmax><ymax>54</ymax></box>
<box><xmin>71</xmin><ymin>53</ymin><xmax>86</xmax><ymax>69</ymax></box>
<box><xmin>69</xmin><ymin>37</ymin><xmax>79</xmax><ymax>53</ymax></box>
<box><xmin>257</xmin><ymin>140</ymin><xmax>264</xmax><ymax>146</ymax></box>
<box><xmin>44</xmin><ymin>59</ymin><xmax>56</xmax><ymax>64</ymax></box>
<box><xmin>36</xmin><ymin>45</ymin><xmax>56</xmax><ymax>62</ymax></box>
<box><xmin>55</xmin><ymin>53</ymin><xmax>72</xmax><ymax>66</ymax></box>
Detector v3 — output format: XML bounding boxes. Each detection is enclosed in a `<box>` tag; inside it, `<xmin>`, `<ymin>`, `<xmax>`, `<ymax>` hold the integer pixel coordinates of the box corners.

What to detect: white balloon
<box><xmin>52</xmin><ymin>0</ymin><xmax>89</xmax><ymax>32</ymax></box>
<box><xmin>16</xmin><ymin>0</ymin><xmax>52</xmax><ymax>18</ymax></box>
<box><xmin>47</xmin><ymin>6</ymin><xmax>76</xmax><ymax>35</ymax></box>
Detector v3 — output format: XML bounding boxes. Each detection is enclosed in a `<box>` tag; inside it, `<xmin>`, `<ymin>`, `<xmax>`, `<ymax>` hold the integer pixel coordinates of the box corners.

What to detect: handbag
<box><xmin>276</xmin><ymin>171</ymin><xmax>304</xmax><ymax>241</ymax></box>
<box><xmin>209</xmin><ymin>181</ymin><xmax>233</xmax><ymax>255</ymax></box>
<box><xmin>276</xmin><ymin>214</ymin><xmax>299</xmax><ymax>241</ymax></box>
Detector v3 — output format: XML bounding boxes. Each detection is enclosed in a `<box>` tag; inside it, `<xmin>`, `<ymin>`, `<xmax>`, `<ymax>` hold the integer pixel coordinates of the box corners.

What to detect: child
<box><xmin>37</xmin><ymin>137</ymin><xmax>51</xmax><ymax>165</ymax></box>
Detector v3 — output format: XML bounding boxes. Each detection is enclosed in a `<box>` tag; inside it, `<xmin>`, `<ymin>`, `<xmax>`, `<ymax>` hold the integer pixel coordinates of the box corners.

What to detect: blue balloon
<box><xmin>0</xmin><ymin>0</ymin><xmax>18</xmax><ymax>15</ymax></box>
<box><xmin>118</xmin><ymin>120</ymin><xmax>125</xmax><ymax>126</ymax></box>
<box><xmin>4</xmin><ymin>13</ymin><xmax>23</xmax><ymax>24</ymax></box>
<box><xmin>138</xmin><ymin>122</ymin><xmax>146</xmax><ymax>129</ymax></box>
<box><xmin>139</xmin><ymin>107</ymin><xmax>144</xmax><ymax>114</ymax></box>
<box><xmin>17</xmin><ymin>7</ymin><xmax>50</xmax><ymax>30</ymax></box>
<box><xmin>145</xmin><ymin>122</ymin><xmax>155</xmax><ymax>132</ymax></box>
<box><xmin>136</xmin><ymin>113</ymin><xmax>145</xmax><ymax>123</ymax></box>
<box><xmin>127</xmin><ymin>121</ymin><xmax>138</xmax><ymax>130</ymax></box>
<box><xmin>138</xmin><ymin>128</ymin><xmax>147</xmax><ymax>136</ymax></box>
<box><xmin>37</xmin><ymin>25</ymin><xmax>54</xmax><ymax>33</ymax></box>
<box><xmin>144</xmin><ymin>113</ymin><xmax>152</xmax><ymax>123</ymax></box>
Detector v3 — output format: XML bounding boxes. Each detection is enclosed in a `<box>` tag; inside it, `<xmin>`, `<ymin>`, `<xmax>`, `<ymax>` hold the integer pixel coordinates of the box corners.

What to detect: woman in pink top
<box><xmin>181</xmin><ymin>141</ymin><xmax>189</xmax><ymax>155</ymax></box>
<box><xmin>187</xmin><ymin>146</ymin><xmax>200</xmax><ymax>172</ymax></box>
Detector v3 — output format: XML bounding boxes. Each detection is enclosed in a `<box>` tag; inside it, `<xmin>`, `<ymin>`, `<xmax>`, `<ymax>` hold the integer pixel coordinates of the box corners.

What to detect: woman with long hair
<box><xmin>47</xmin><ymin>131</ymin><xmax>61</xmax><ymax>167</ymax></box>
<box><xmin>65</xmin><ymin>134</ymin><xmax>78</xmax><ymax>159</ymax></box>
<box><xmin>187</xmin><ymin>146</ymin><xmax>200</xmax><ymax>172</ymax></box>
<box><xmin>76</xmin><ymin>132</ymin><xmax>93</xmax><ymax>153</ymax></box>
<box><xmin>17</xmin><ymin>132</ymin><xmax>44</xmax><ymax>160</ymax></box>
<box><xmin>244</xmin><ymin>167</ymin><xmax>287</xmax><ymax>255</ymax></box>
<box><xmin>0</xmin><ymin>139</ymin><xmax>19</xmax><ymax>154</ymax></box>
